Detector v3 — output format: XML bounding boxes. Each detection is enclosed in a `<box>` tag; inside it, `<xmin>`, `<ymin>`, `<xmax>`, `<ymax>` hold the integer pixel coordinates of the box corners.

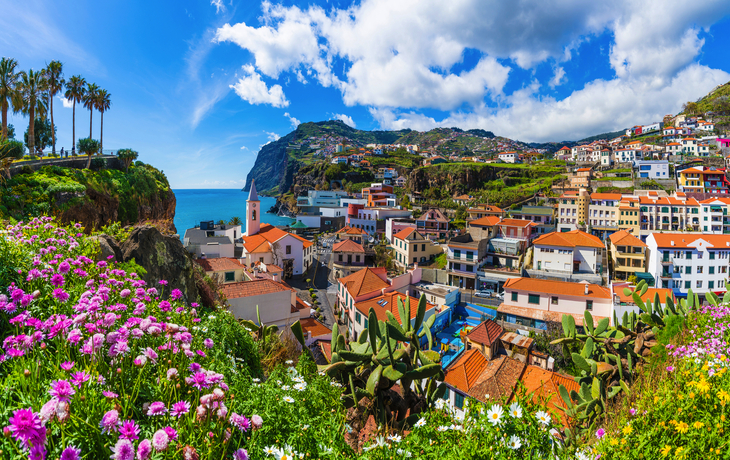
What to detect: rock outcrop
<box><xmin>119</xmin><ymin>226</ymin><xmax>200</xmax><ymax>304</ymax></box>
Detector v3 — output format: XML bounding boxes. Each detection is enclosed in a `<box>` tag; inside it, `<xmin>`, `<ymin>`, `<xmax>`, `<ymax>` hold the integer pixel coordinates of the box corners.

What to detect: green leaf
<box><xmin>631</xmin><ymin>292</ymin><xmax>646</xmax><ymax>312</ymax></box>
<box><xmin>338</xmin><ymin>350</ymin><xmax>371</xmax><ymax>362</ymax></box>
<box><xmin>584</xmin><ymin>310</ymin><xmax>594</xmax><ymax>335</ymax></box>
<box><xmin>559</xmin><ymin>384</ymin><xmax>573</xmax><ymax>408</ymax></box>
<box><xmin>584</xmin><ymin>337</ymin><xmax>594</xmax><ymax>357</ymax></box>
<box><xmin>591</xmin><ymin>378</ymin><xmax>601</xmax><ymax>399</ymax></box>
<box><xmin>357</xmin><ymin>330</ymin><xmax>368</xmax><ymax>344</ymax></box>
<box><xmin>639</xmin><ymin>283</ymin><xmax>648</xmax><ymax>297</ymax></box>
<box><xmin>383</xmin><ymin>363</ymin><xmax>407</xmax><ymax>381</ymax></box>
<box><xmin>290</xmin><ymin>320</ymin><xmax>308</xmax><ymax>351</ymax></box>
<box><xmin>366</xmin><ymin>364</ymin><xmax>383</xmax><ymax>396</ymax></box>
<box><xmin>368</xmin><ymin>308</ymin><xmax>379</xmax><ymax>348</ymax></box>
<box><xmin>331</xmin><ymin>323</ymin><xmax>341</xmax><ymax>352</ymax></box>
<box><xmin>386</xmin><ymin>322</ymin><xmax>409</xmax><ymax>342</ymax></box>
<box><xmin>406</xmin><ymin>363</ymin><xmax>443</xmax><ymax>380</ymax></box>
<box><xmin>572</xmin><ymin>353</ymin><xmax>591</xmax><ymax>372</ymax></box>
<box><xmin>562</xmin><ymin>314</ymin><xmax>576</xmax><ymax>338</ymax></box>
<box><xmin>622</xmin><ymin>287</ymin><xmax>633</xmax><ymax>297</ymax></box>
<box><xmin>687</xmin><ymin>289</ymin><xmax>695</xmax><ymax>308</ymax></box>
<box><xmin>420</xmin><ymin>350</ymin><xmax>441</xmax><ymax>365</ymax></box>
<box><xmin>594</xmin><ymin>317</ymin><xmax>610</xmax><ymax>336</ymax></box>
<box><xmin>424</xmin><ymin>312</ymin><xmax>437</xmax><ymax>330</ymax></box>
<box><xmin>397</xmin><ymin>296</ymin><xmax>408</xmax><ymax>332</ymax></box>
<box><xmin>414</xmin><ymin>294</ymin><xmax>426</xmax><ymax>332</ymax></box>
<box><xmin>620</xmin><ymin>379</ymin><xmax>630</xmax><ymax>396</ymax></box>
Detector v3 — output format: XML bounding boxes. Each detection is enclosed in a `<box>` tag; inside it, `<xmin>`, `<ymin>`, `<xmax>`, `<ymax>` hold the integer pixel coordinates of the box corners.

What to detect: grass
<box><xmin>432</xmin><ymin>253</ymin><xmax>447</xmax><ymax>269</ymax></box>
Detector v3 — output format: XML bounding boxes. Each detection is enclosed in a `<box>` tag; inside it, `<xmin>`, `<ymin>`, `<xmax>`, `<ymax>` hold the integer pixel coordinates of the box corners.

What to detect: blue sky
<box><xmin>2</xmin><ymin>0</ymin><xmax>730</xmax><ymax>189</ymax></box>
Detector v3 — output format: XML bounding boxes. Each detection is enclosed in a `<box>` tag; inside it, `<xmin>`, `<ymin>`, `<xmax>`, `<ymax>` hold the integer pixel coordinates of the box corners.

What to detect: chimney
<box><xmin>307</xmin><ymin>330</ymin><xmax>312</xmax><ymax>342</ymax></box>
<box><xmin>584</xmin><ymin>284</ymin><xmax>589</xmax><ymax>295</ymax></box>
<box><xmin>272</xmin><ymin>273</ymin><xmax>279</xmax><ymax>282</ymax></box>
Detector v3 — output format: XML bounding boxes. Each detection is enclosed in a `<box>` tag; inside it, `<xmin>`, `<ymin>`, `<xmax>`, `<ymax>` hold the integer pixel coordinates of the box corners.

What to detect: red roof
<box><xmin>339</xmin><ymin>267</ymin><xmax>389</xmax><ymax>298</ymax></box>
<box><xmin>220</xmin><ymin>279</ymin><xmax>290</xmax><ymax>299</ymax></box>
<box><xmin>466</xmin><ymin>319</ymin><xmax>504</xmax><ymax>346</ymax></box>
<box><xmin>519</xmin><ymin>365</ymin><xmax>579</xmax><ymax>426</ymax></box>
<box><xmin>241</xmin><ymin>224</ymin><xmax>313</xmax><ymax>252</ymax></box>
<box><xmin>332</xmin><ymin>239</ymin><xmax>365</xmax><ymax>253</ymax></box>
<box><xmin>608</xmin><ymin>230</ymin><xmax>646</xmax><ymax>247</ymax></box>
<box><xmin>590</xmin><ymin>193</ymin><xmax>622</xmax><ymax>200</ymax></box>
<box><xmin>393</xmin><ymin>227</ymin><xmax>418</xmax><ymax>240</ymax></box>
<box><xmin>649</xmin><ymin>233</ymin><xmax>730</xmax><ymax>249</ymax></box>
<box><xmin>532</xmin><ymin>230</ymin><xmax>604</xmax><ymax>249</ymax></box>
<box><xmin>498</xmin><ymin>219</ymin><xmax>535</xmax><ymax>228</ymax></box>
<box><xmin>196</xmin><ymin>257</ymin><xmax>243</xmax><ymax>272</ymax></box>
<box><xmin>443</xmin><ymin>348</ymin><xmax>489</xmax><ymax>393</ymax></box>
<box><xmin>469</xmin><ymin>216</ymin><xmax>501</xmax><ymax>227</ymax></box>
<box><xmin>298</xmin><ymin>317</ymin><xmax>332</xmax><ymax>338</ymax></box>
<box><xmin>612</xmin><ymin>286</ymin><xmax>675</xmax><ymax>305</ymax></box>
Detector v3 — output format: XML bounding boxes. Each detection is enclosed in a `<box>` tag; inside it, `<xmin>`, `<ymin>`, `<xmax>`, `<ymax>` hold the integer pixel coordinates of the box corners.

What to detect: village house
<box><xmin>415</xmin><ymin>208</ymin><xmax>450</xmax><ymax>239</ymax></box>
<box><xmin>332</xmin><ymin>239</ymin><xmax>367</xmax><ymax>278</ymax></box>
<box><xmin>446</xmin><ymin>233</ymin><xmax>489</xmax><ymax>290</ymax></box>
<box><xmin>392</xmin><ymin>228</ymin><xmax>442</xmax><ymax>270</ymax></box>
<box><xmin>222</xmin><ymin>278</ymin><xmax>311</xmax><ymax>328</ymax></box>
<box><xmin>608</xmin><ymin>230</ymin><xmax>648</xmax><ymax>282</ymax></box>
<box><xmin>195</xmin><ymin>257</ymin><xmax>246</xmax><ymax>284</ymax></box>
<box><xmin>530</xmin><ymin>230</ymin><xmax>604</xmax><ymax>283</ymax></box>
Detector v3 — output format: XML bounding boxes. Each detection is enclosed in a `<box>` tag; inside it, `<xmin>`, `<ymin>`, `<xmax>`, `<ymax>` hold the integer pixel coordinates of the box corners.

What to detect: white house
<box><xmin>497</xmin><ymin>277</ymin><xmax>614</xmax><ymax>329</ymax></box>
<box><xmin>222</xmin><ymin>279</ymin><xmax>311</xmax><ymax>327</ymax></box>
<box><xmin>646</xmin><ymin>233</ymin><xmax>730</xmax><ymax>298</ymax></box>
<box><xmin>634</xmin><ymin>160</ymin><xmax>670</xmax><ymax>179</ymax></box>
<box><xmin>183</xmin><ymin>221</ymin><xmax>241</xmax><ymax>259</ymax></box>
<box><xmin>531</xmin><ymin>230</ymin><xmax>604</xmax><ymax>277</ymax></box>
<box><xmin>498</xmin><ymin>152</ymin><xmax>517</xmax><ymax>163</ymax></box>
<box><xmin>240</xmin><ymin>180</ymin><xmax>314</xmax><ymax>277</ymax></box>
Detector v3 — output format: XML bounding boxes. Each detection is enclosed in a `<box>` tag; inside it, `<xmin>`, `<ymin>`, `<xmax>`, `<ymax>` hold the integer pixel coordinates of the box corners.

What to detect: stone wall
<box><xmin>9</xmin><ymin>155</ymin><xmax>123</xmax><ymax>177</ymax></box>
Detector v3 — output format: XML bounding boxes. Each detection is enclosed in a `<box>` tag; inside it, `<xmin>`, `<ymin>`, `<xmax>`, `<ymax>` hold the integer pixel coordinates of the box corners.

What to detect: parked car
<box><xmin>475</xmin><ymin>290</ymin><xmax>494</xmax><ymax>298</ymax></box>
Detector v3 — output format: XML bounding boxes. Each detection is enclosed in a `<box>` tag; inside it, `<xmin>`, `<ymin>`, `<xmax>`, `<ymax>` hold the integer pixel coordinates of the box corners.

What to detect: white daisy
<box><xmin>414</xmin><ymin>418</ymin><xmax>427</xmax><ymax>428</ymax></box>
<box><xmin>281</xmin><ymin>385</ymin><xmax>291</xmax><ymax>391</ymax></box>
<box><xmin>283</xmin><ymin>396</ymin><xmax>295</xmax><ymax>403</ymax></box>
<box><xmin>535</xmin><ymin>410</ymin><xmax>551</xmax><ymax>425</ymax></box>
<box><xmin>294</xmin><ymin>383</ymin><xmax>307</xmax><ymax>392</ymax></box>
<box><xmin>486</xmin><ymin>404</ymin><xmax>504</xmax><ymax>425</ymax></box>
<box><xmin>507</xmin><ymin>435</ymin><xmax>522</xmax><ymax>450</ymax></box>
<box><xmin>509</xmin><ymin>402</ymin><xmax>522</xmax><ymax>418</ymax></box>
<box><xmin>387</xmin><ymin>434</ymin><xmax>402</xmax><ymax>443</ymax></box>
<box><xmin>437</xmin><ymin>425</ymin><xmax>449</xmax><ymax>432</ymax></box>
<box><xmin>263</xmin><ymin>446</ymin><xmax>277</xmax><ymax>456</ymax></box>
<box><xmin>286</xmin><ymin>360</ymin><xmax>294</xmax><ymax>364</ymax></box>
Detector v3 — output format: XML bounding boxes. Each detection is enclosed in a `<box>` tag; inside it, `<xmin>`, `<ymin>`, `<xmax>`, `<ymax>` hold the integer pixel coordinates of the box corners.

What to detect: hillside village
<box><xmin>178</xmin><ymin>92</ymin><xmax>730</xmax><ymax>422</ymax></box>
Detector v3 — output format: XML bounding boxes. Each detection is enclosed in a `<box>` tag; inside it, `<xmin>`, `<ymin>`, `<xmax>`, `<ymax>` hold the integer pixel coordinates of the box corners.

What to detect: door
<box><xmin>283</xmin><ymin>259</ymin><xmax>294</xmax><ymax>279</ymax></box>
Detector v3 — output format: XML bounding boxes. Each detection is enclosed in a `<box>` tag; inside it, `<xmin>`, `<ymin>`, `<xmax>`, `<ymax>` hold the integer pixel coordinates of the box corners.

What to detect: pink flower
<box><xmin>229</xmin><ymin>413</ymin><xmax>250</xmax><ymax>432</ymax></box>
<box><xmin>136</xmin><ymin>439</ymin><xmax>152</xmax><ymax>460</ymax></box>
<box><xmin>60</xmin><ymin>361</ymin><xmax>75</xmax><ymax>371</ymax></box>
<box><xmin>170</xmin><ymin>401</ymin><xmax>190</xmax><ymax>418</ymax></box>
<box><xmin>233</xmin><ymin>449</ymin><xmax>249</xmax><ymax>460</ymax></box>
<box><xmin>171</xmin><ymin>289</ymin><xmax>183</xmax><ymax>300</ymax></box>
<box><xmin>100</xmin><ymin>409</ymin><xmax>121</xmax><ymax>434</ymax></box>
<box><xmin>53</xmin><ymin>288</ymin><xmax>70</xmax><ymax>302</ymax></box>
<box><xmin>49</xmin><ymin>379</ymin><xmax>76</xmax><ymax>403</ymax></box>
<box><xmin>666</xmin><ymin>365</ymin><xmax>675</xmax><ymax>372</ymax></box>
<box><xmin>146</xmin><ymin>402</ymin><xmax>167</xmax><ymax>416</ymax></box>
<box><xmin>152</xmin><ymin>429</ymin><xmax>169</xmax><ymax>452</ymax></box>
<box><xmin>70</xmin><ymin>371</ymin><xmax>91</xmax><ymax>387</ymax></box>
<box><xmin>110</xmin><ymin>439</ymin><xmax>135</xmax><ymax>460</ymax></box>
<box><xmin>120</xmin><ymin>289</ymin><xmax>132</xmax><ymax>298</ymax></box>
<box><xmin>103</xmin><ymin>390</ymin><xmax>119</xmax><ymax>399</ymax></box>
<box><xmin>596</xmin><ymin>428</ymin><xmax>606</xmax><ymax>439</ymax></box>
<box><xmin>58</xmin><ymin>261</ymin><xmax>71</xmax><ymax>273</ymax></box>
<box><xmin>163</xmin><ymin>426</ymin><xmax>178</xmax><ymax>441</ymax></box>
<box><xmin>60</xmin><ymin>446</ymin><xmax>81</xmax><ymax>460</ymax></box>
<box><xmin>252</xmin><ymin>414</ymin><xmax>263</xmax><ymax>430</ymax></box>
<box><xmin>119</xmin><ymin>420</ymin><xmax>140</xmax><ymax>440</ymax></box>
<box><xmin>51</xmin><ymin>273</ymin><xmax>65</xmax><ymax>287</ymax></box>
<box><xmin>629</xmin><ymin>408</ymin><xmax>636</xmax><ymax>416</ymax></box>
<box><xmin>7</xmin><ymin>408</ymin><xmax>43</xmax><ymax>446</ymax></box>
<box><xmin>203</xmin><ymin>338</ymin><xmax>214</xmax><ymax>349</ymax></box>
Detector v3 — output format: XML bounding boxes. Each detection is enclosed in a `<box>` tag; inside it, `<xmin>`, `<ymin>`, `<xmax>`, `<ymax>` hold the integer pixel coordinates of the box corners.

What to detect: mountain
<box><xmin>244</xmin><ymin>120</ymin><xmax>504</xmax><ymax>194</ymax></box>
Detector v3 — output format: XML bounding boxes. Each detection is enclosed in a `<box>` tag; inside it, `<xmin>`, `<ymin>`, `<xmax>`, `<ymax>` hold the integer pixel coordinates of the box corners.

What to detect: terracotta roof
<box><xmin>576</xmin><ymin>168</ymin><xmax>591</xmax><ymax>172</ymax></box>
<box><xmin>469</xmin><ymin>216</ymin><xmax>501</xmax><ymax>227</ymax></box>
<box><xmin>417</xmin><ymin>208</ymin><xmax>449</xmax><ymax>222</ymax></box>
<box><xmin>338</xmin><ymin>226</ymin><xmax>367</xmax><ymax>235</ymax></box>
<box><xmin>196</xmin><ymin>257</ymin><xmax>243</xmax><ymax>272</ymax></box>
<box><xmin>649</xmin><ymin>233</ymin><xmax>730</xmax><ymax>249</ymax></box>
<box><xmin>332</xmin><ymin>239</ymin><xmax>365</xmax><ymax>253</ymax></box>
<box><xmin>338</xmin><ymin>267</ymin><xmax>389</xmax><ymax>298</ymax></box>
<box><xmin>700</xmin><ymin>198</ymin><xmax>730</xmax><ymax>205</ymax></box>
<box><xmin>503</xmin><ymin>277</ymin><xmax>612</xmax><ymax>299</ymax></box>
<box><xmin>443</xmin><ymin>348</ymin><xmax>489</xmax><ymax>393</ymax></box>
<box><xmin>393</xmin><ymin>227</ymin><xmax>418</xmax><ymax>240</ymax></box>
<box><xmin>498</xmin><ymin>219</ymin><xmax>535</xmax><ymax>228</ymax></box>
<box><xmin>613</xmin><ymin>286</ymin><xmax>675</xmax><ymax>305</ymax></box>
<box><xmin>497</xmin><ymin>302</ymin><xmax>608</xmax><ymax>327</ymax></box>
<box><xmin>319</xmin><ymin>341</ymin><xmax>332</xmax><ymax>362</ymax></box>
<box><xmin>466</xmin><ymin>319</ymin><xmax>504</xmax><ymax>347</ymax></box>
<box><xmin>590</xmin><ymin>193</ymin><xmax>622</xmax><ymax>200</ymax></box>
<box><xmin>519</xmin><ymin>365</ymin><xmax>579</xmax><ymax>426</ymax></box>
<box><xmin>468</xmin><ymin>205</ymin><xmax>504</xmax><ymax>213</ymax></box>
<box><xmin>241</xmin><ymin>224</ymin><xmax>313</xmax><ymax>251</ymax></box>
<box><xmin>468</xmin><ymin>355</ymin><xmax>526</xmax><ymax>403</ymax></box>
<box><xmin>608</xmin><ymin>230</ymin><xmax>646</xmax><ymax>247</ymax></box>
<box><xmin>220</xmin><ymin>279</ymin><xmax>290</xmax><ymax>299</ymax></box>
<box><xmin>532</xmin><ymin>230</ymin><xmax>603</xmax><ymax>249</ymax></box>
<box><xmin>353</xmin><ymin>291</ymin><xmax>435</xmax><ymax>323</ymax></box>
<box><xmin>298</xmin><ymin>317</ymin><xmax>332</xmax><ymax>338</ymax></box>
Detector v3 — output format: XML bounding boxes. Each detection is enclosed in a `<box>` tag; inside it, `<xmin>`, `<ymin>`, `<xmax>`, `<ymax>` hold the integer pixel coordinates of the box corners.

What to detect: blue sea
<box><xmin>173</xmin><ymin>189</ymin><xmax>292</xmax><ymax>239</ymax></box>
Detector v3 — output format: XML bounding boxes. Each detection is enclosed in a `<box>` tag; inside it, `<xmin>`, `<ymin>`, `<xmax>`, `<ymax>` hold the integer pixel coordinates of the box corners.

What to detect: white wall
<box><xmin>228</xmin><ymin>290</ymin><xmax>296</xmax><ymax>327</ymax></box>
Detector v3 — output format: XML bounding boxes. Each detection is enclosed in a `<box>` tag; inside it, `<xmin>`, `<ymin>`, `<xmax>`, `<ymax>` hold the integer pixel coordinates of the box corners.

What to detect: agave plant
<box><xmin>240</xmin><ymin>305</ymin><xmax>279</xmax><ymax>356</ymax></box>
<box><xmin>294</xmin><ymin>294</ymin><xmax>445</xmax><ymax>429</ymax></box>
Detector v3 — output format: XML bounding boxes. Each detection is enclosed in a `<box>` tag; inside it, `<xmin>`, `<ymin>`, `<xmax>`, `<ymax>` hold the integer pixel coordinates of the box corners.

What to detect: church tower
<box><xmin>245</xmin><ymin>179</ymin><xmax>260</xmax><ymax>236</ymax></box>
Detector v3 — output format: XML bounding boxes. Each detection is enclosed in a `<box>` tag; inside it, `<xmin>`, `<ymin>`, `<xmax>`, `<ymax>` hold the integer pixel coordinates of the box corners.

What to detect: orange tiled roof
<box><xmin>700</xmin><ymin>198</ymin><xmax>730</xmax><ymax>205</ymax></box>
<box><xmin>466</xmin><ymin>319</ymin><xmax>504</xmax><ymax>347</ymax></box>
<box><xmin>443</xmin><ymin>348</ymin><xmax>489</xmax><ymax>393</ymax></box>
<box><xmin>576</xmin><ymin>168</ymin><xmax>591</xmax><ymax>172</ymax></box>
<box><xmin>339</xmin><ymin>226</ymin><xmax>367</xmax><ymax>235</ymax></box>
<box><xmin>298</xmin><ymin>317</ymin><xmax>332</xmax><ymax>338</ymax></box>
<box><xmin>220</xmin><ymin>279</ymin><xmax>290</xmax><ymax>299</ymax></box>
<box><xmin>332</xmin><ymin>239</ymin><xmax>365</xmax><ymax>253</ymax></box>
<box><xmin>393</xmin><ymin>227</ymin><xmax>418</xmax><ymax>240</ymax></box>
<box><xmin>649</xmin><ymin>233</ymin><xmax>730</xmax><ymax>249</ymax></box>
<box><xmin>353</xmin><ymin>291</ymin><xmax>435</xmax><ymax>323</ymax></box>
<box><xmin>498</xmin><ymin>303</ymin><xmax>609</xmax><ymax>327</ymax></box>
<box><xmin>469</xmin><ymin>216</ymin><xmax>501</xmax><ymax>227</ymax></box>
<box><xmin>590</xmin><ymin>193</ymin><xmax>622</xmax><ymax>200</ymax></box>
<box><xmin>612</xmin><ymin>286</ymin><xmax>675</xmax><ymax>305</ymax></box>
<box><xmin>532</xmin><ymin>230</ymin><xmax>603</xmax><ymax>249</ymax></box>
<box><xmin>498</xmin><ymin>218</ymin><xmax>534</xmax><ymax>228</ymax></box>
<box><xmin>608</xmin><ymin>230</ymin><xmax>647</xmax><ymax>247</ymax></box>
<box><xmin>196</xmin><ymin>257</ymin><xmax>243</xmax><ymax>272</ymax></box>
<box><xmin>503</xmin><ymin>277</ymin><xmax>612</xmax><ymax>299</ymax></box>
<box><xmin>339</xmin><ymin>267</ymin><xmax>389</xmax><ymax>298</ymax></box>
<box><xmin>468</xmin><ymin>355</ymin><xmax>526</xmax><ymax>403</ymax></box>
<box><xmin>241</xmin><ymin>224</ymin><xmax>313</xmax><ymax>252</ymax></box>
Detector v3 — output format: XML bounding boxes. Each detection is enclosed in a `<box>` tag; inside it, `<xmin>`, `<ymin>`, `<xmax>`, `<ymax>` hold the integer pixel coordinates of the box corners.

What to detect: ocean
<box><xmin>172</xmin><ymin>189</ymin><xmax>292</xmax><ymax>239</ymax></box>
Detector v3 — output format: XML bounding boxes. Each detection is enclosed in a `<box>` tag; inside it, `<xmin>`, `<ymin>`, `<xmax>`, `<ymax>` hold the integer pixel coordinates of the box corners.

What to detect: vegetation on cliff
<box><xmin>0</xmin><ymin>162</ymin><xmax>174</xmax><ymax>231</ymax></box>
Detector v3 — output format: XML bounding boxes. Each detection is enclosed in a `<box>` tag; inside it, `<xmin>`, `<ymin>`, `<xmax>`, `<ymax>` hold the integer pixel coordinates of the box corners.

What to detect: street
<box><xmin>295</xmin><ymin>233</ymin><xmax>338</xmax><ymax>328</ymax></box>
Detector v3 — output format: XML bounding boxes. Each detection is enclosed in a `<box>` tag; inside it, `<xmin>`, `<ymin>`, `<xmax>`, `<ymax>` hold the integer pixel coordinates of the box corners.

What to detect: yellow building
<box><xmin>608</xmin><ymin>230</ymin><xmax>647</xmax><ymax>282</ymax></box>
<box><xmin>617</xmin><ymin>197</ymin><xmax>640</xmax><ymax>235</ymax></box>
<box><xmin>392</xmin><ymin>228</ymin><xmax>442</xmax><ymax>269</ymax></box>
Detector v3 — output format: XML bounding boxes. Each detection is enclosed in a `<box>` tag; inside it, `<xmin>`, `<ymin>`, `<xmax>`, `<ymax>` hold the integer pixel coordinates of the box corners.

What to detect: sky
<box><xmin>2</xmin><ymin>0</ymin><xmax>730</xmax><ymax>189</ymax></box>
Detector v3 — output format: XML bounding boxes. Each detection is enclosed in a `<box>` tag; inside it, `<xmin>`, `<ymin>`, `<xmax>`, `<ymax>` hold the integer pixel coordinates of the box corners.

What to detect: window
<box><xmin>697</xmin><ymin>266</ymin><xmax>703</xmax><ymax>274</ymax></box>
<box><xmin>422</xmin><ymin>244</ymin><xmax>426</xmax><ymax>251</ymax></box>
<box><xmin>414</xmin><ymin>245</ymin><xmax>418</xmax><ymax>252</ymax></box>
<box><xmin>356</xmin><ymin>255</ymin><xmax>361</xmax><ymax>263</ymax></box>
<box><xmin>511</xmin><ymin>292</ymin><xmax>518</xmax><ymax>302</ymax></box>
<box><xmin>286</xmin><ymin>245</ymin><xmax>291</xmax><ymax>255</ymax></box>
<box><xmin>710</xmin><ymin>251</ymin><xmax>716</xmax><ymax>260</ymax></box>
<box><xmin>528</xmin><ymin>294</ymin><xmax>540</xmax><ymax>304</ymax></box>
<box><xmin>455</xmin><ymin>392</ymin><xmax>464</xmax><ymax>409</ymax></box>
<box><xmin>586</xmin><ymin>300</ymin><xmax>593</xmax><ymax>311</ymax></box>
<box><xmin>696</xmin><ymin>280</ymin><xmax>703</xmax><ymax>288</ymax></box>
<box><xmin>356</xmin><ymin>312</ymin><xmax>361</xmax><ymax>323</ymax></box>
<box><xmin>252</xmin><ymin>210</ymin><xmax>256</xmax><ymax>221</ymax></box>
<box><xmin>709</xmin><ymin>281</ymin><xmax>715</xmax><ymax>289</ymax></box>
<box><xmin>686</xmin><ymin>251</ymin><xmax>692</xmax><ymax>259</ymax></box>
<box><xmin>686</xmin><ymin>266</ymin><xmax>691</xmax><ymax>274</ymax></box>
<box><xmin>442</xmin><ymin>388</ymin><xmax>450</xmax><ymax>400</ymax></box>
<box><xmin>224</xmin><ymin>272</ymin><xmax>235</xmax><ymax>282</ymax></box>
<box><xmin>259</xmin><ymin>257</ymin><xmax>264</xmax><ymax>263</ymax></box>
<box><xmin>710</xmin><ymin>266</ymin><xmax>715</xmax><ymax>275</ymax></box>
<box><xmin>685</xmin><ymin>281</ymin><xmax>691</xmax><ymax>289</ymax></box>
<box><xmin>551</xmin><ymin>296</ymin><xmax>558</xmax><ymax>305</ymax></box>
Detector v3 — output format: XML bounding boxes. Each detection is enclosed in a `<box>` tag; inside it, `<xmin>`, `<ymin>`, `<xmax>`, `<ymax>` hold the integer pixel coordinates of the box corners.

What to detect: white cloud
<box><xmin>58</xmin><ymin>96</ymin><xmax>73</xmax><ymax>108</ymax></box>
<box><xmin>216</xmin><ymin>0</ymin><xmax>730</xmax><ymax>140</ymax></box>
<box><xmin>265</xmin><ymin>131</ymin><xmax>281</xmax><ymax>142</ymax></box>
<box><xmin>284</xmin><ymin>112</ymin><xmax>301</xmax><ymax>128</ymax></box>
<box><xmin>240</xmin><ymin>145</ymin><xmax>249</xmax><ymax>150</ymax></box>
<box><xmin>229</xmin><ymin>65</ymin><xmax>289</xmax><ymax>108</ymax></box>
<box><xmin>332</xmin><ymin>113</ymin><xmax>356</xmax><ymax>128</ymax></box>
<box><xmin>211</xmin><ymin>0</ymin><xmax>226</xmax><ymax>14</ymax></box>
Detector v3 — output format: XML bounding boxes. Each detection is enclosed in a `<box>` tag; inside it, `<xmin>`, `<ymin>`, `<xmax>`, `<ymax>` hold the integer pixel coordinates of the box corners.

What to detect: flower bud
<box><xmin>40</xmin><ymin>343</ymin><xmax>46</xmax><ymax>350</ymax></box>
<box><xmin>24</xmin><ymin>369</ymin><xmax>30</xmax><ymax>377</ymax></box>
<box><xmin>116</xmin><ymin>368</ymin><xmax>122</xmax><ymax>374</ymax></box>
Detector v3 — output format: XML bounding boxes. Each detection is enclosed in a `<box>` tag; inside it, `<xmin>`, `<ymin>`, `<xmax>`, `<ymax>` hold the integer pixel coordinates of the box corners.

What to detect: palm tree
<box><xmin>82</xmin><ymin>83</ymin><xmax>99</xmax><ymax>139</ymax></box>
<box><xmin>64</xmin><ymin>75</ymin><xmax>86</xmax><ymax>154</ymax></box>
<box><xmin>77</xmin><ymin>137</ymin><xmax>100</xmax><ymax>169</ymax></box>
<box><xmin>0</xmin><ymin>58</ymin><xmax>22</xmax><ymax>141</ymax></box>
<box><xmin>18</xmin><ymin>69</ymin><xmax>48</xmax><ymax>157</ymax></box>
<box><xmin>95</xmin><ymin>89</ymin><xmax>111</xmax><ymax>154</ymax></box>
<box><xmin>44</xmin><ymin>61</ymin><xmax>64</xmax><ymax>155</ymax></box>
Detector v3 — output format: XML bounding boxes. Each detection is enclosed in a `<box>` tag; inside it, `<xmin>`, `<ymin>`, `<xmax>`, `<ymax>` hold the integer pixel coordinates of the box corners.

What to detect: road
<box><xmin>294</xmin><ymin>234</ymin><xmax>338</xmax><ymax>328</ymax></box>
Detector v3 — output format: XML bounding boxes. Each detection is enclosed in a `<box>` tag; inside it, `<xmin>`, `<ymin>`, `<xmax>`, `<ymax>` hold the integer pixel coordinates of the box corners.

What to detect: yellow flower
<box><xmin>676</xmin><ymin>421</ymin><xmax>689</xmax><ymax>434</ymax></box>
<box><xmin>689</xmin><ymin>392</ymin><xmax>695</xmax><ymax>399</ymax></box>
<box><xmin>676</xmin><ymin>446</ymin><xmax>684</xmax><ymax>455</ymax></box>
<box><xmin>621</xmin><ymin>438</ymin><xmax>626</xmax><ymax>445</ymax></box>
<box><xmin>696</xmin><ymin>379</ymin><xmax>711</xmax><ymax>393</ymax></box>
<box><xmin>661</xmin><ymin>445</ymin><xmax>672</xmax><ymax>457</ymax></box>
<box><xmin>693</xmin><ymin>421</ymin><xmax>704</xmax><ymax>429</ymax></box>
<box><xmin>654</xmin><ymin>396</ymin><xmax>660</xmax><ymax>404</ymax></box>
<box><xmin>610</xmin><ymin>438</ymin><xmax>619</xmax><ymax>446</ymax></box>
<box><xmin>622</xmin><ymin>425</ymin><xmax>633</xmax><ymax>436</ymax></box>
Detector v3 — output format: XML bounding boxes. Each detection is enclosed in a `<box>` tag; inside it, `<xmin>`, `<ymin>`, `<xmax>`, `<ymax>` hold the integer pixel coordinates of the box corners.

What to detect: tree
<box><xmin>228</xmin><ymin>216</ymin><xmax>242</xmax><ymax>226</ymax></box>
<box><xmin>321</xmin><ymin>180</ymin><xmax>330</xmax><ymax>191</ymax></box>
<box><xmin>217</xmin><ymin>219</ymin><xmax>226</xmax><ymax>226</ymax></box>
<box><xmin>18</xmin><ymin>69</ymin><xmax>48</xmax><ymax>157</ymax></box>
<box><xmin>0</xmin><ymin>58</ymin><xmax>22</xmax><ymax>142</ymax></box>
<box><xmin>0</xmin><ymin>139</ymin><xmax>24</xmax><ymax>181</ymax></box>
<box><xmin>23</xmin><ymin>117</ymin><xmax>55</xmax><ymax>154</ymax></box>
<box><xmin>5</xmin><ymin>124</ymin><xmax>15</xmax><ymax>140</ymax></box>
<box><xmin>682</xmin><ymin>101</ymin><xmax>699</xmax><ymax>116</ymax></box>
<box><xmin>95</xmin><ymin>88</ymin><xmax>111</xmax><ymax>153</ymax></box>
<box><xmin>64</xmin><ymin>75</ymin><xmax>86</xmax><ymax>153</ymax></box>
<box><xmin>82</xmin><ymin>83</ymin><xmax>99</xmax><ymax>138</ymax></box>
<box><xmin>117</xmin><ymin>148</ymin><xmax>138</xmax><ymax>172</ymax></box>
<box><xmin>45</xmin><ymin>61</ymin><xmax>64</xmax><ymax>154</ymax></box>
<box><xmin>77</xmin><ymin>137</ymin><xmax>100</xmax><ymax>169</ymax></box>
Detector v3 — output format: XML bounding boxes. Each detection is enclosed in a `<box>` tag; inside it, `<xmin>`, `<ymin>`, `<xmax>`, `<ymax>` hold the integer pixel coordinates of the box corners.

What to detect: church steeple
<box><xmin>245</xmin><ymin>179</ymin><xmax>261</xmax><ymax>236</ymax></box>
